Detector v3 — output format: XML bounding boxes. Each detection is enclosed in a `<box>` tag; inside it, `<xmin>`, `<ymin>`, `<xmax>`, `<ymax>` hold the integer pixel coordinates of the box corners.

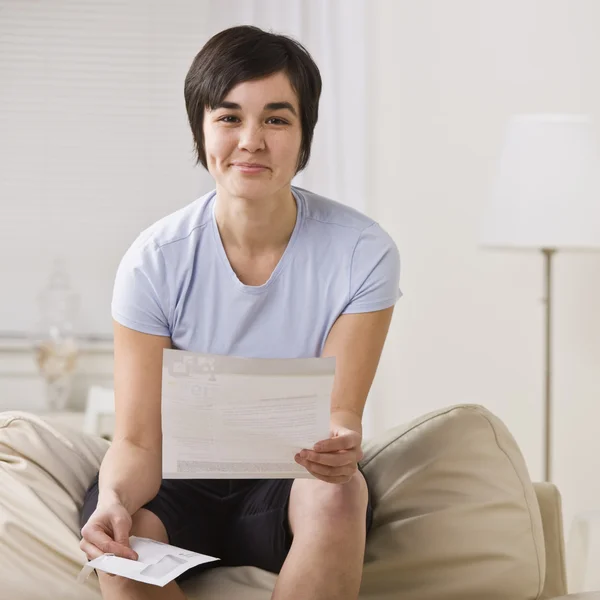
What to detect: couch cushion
<box><xmin>0</xmin><ymin>405</ymin><xmax>545</xmax><ymax>600</ymax></box>
<box><xmin>0</xmin><ymin>411</ymin><xmax>108</xmax><ymax>599</ymax></box>
<box><xmin>359</xmin><ymin>404</ymin><xmax>546</xmax><ymax>600</ymax></box>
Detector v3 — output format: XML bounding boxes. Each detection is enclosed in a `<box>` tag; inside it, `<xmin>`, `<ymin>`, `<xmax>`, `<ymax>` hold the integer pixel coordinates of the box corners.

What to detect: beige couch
<box><xmin>0</xmin><ymin>404</ymin><xmax>585</xmax><ymax>599</ymax></box>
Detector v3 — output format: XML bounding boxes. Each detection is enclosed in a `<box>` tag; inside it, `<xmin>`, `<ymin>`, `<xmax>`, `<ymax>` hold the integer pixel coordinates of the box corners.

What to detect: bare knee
<box><xmin>289</xmin><ymin>471</ymin><xmax>369</xmax><ymax>535</ymax></box>
<box><xmin>130</xmin><ymin>508</ymin><xmax>169</xmax><ymax>543</ymax></box>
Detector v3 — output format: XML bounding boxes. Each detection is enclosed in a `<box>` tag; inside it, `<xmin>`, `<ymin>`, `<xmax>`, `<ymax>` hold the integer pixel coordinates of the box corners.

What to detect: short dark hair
<box><xmin>184</xmin><ymin>25</ymin><xmax>322</xmax><ymax>173</ymax></box>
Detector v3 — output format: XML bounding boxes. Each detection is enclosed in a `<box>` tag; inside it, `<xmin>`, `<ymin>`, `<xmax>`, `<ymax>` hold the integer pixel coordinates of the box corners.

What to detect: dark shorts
<box><xmin>81</xmin><ymin>467</ymin><xmax>374</xmax><ymax>578</ymax></box>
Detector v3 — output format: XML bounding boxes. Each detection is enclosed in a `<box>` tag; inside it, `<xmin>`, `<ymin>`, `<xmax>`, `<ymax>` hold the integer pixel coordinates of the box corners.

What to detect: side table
<box><xmin>552</xmin><ymin>594</ymin><xmax>600</xmax><ymax>599</ymax></box>
<box><xmin>35</xmin><ymin>410</ymin><xmax>85</xmax><ymax>431</ymax></box>
<box><xmin>35</xmin><ymin>409</ymin><xmax>114</xmax><ymax>440</ymax></box>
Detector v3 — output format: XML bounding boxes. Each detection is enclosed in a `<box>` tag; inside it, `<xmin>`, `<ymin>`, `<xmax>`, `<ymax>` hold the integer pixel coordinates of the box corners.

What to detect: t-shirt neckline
<box><xmin>210</xmin><ymin>187</ymin><xmax>305</xmax><ymax>295</ymax></box>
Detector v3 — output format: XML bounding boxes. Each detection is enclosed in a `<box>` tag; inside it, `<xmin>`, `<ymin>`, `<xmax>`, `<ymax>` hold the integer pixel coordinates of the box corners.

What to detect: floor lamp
<box><xmin>480</xmin><ymin>114</ymin><xmax>600</xmax><ymax>482</ymax></box>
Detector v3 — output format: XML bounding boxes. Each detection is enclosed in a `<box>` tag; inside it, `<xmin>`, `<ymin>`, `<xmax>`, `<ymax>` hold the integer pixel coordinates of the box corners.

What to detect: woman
<box><xmin>80</xmin><ymin>25</ymin><xmax>401</xmax><ymax>600</ymax></box>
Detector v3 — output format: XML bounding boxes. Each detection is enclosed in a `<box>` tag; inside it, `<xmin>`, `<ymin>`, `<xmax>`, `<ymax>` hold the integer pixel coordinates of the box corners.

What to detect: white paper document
<box><xmin>161</xmin><ymin>350</ymin><xmax>335</xmax><ymax>479</ymax></box>
<box><xmin>78</xmin><ymin>536</ymin><xmax>219</xmax><ymax>587</ymax></box>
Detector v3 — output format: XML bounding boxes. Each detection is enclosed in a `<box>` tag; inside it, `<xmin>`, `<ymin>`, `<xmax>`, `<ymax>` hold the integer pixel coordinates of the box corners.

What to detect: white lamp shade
<box><xmin>481</xmin><ymin>114</ymin><xmax>600</xmax><ymax>250</ymax></box>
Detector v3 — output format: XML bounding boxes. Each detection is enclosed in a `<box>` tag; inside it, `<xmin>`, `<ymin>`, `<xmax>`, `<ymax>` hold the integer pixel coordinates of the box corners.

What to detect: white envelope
<box><xmin>78</xmin><ymin>536</ymin><xmax>219</xmax><ymax>587</ymax></box>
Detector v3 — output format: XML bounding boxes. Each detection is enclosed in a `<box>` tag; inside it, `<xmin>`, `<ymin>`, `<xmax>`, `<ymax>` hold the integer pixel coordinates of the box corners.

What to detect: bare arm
<box><xmin>322</xmin><ymin>306</ymin><xmax>394</xmax><ymax>431</ymax></box>
<box><xmin>295</xmin><ymin>307</ymin><xmax>395</xmax><ymax>482</ymax></box>
<box><xmin>97</xmin><ymin>321</ymin><xmax>171</xmax><ymax>514</ymax></box>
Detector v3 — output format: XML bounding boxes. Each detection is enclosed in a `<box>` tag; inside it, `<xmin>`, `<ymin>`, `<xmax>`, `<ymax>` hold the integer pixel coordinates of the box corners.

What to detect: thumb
<box><xmin>111</xmin><ymin>518</ymin><xmax>137</xmax><ymax>560</ymax></box>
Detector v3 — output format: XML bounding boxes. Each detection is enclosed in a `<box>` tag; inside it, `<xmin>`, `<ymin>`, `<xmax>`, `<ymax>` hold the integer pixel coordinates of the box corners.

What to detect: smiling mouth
<box><xmin>231</xmin><ymin>163</ymin><xmax>270</xmax><ymax>174</ymax></box>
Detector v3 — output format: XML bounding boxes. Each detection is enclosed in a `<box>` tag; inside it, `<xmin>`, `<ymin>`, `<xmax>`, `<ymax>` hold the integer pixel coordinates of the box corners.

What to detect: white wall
<box><xmin>367</xmin><ymin>0</ymin><xmax>600</xmax><ymax>534</ymax></box>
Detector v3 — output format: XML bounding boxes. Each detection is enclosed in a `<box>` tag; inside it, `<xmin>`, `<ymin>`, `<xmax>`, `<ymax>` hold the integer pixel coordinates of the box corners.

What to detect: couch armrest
<box><xmin>567</xmin><ymin>511</ymin><xmax>600</xmax><ymax>593</ymax></box>
<box><xmin>534</xmin><ymin>482</ymin><xmax>567</xmax><ymax>598</ymax></box>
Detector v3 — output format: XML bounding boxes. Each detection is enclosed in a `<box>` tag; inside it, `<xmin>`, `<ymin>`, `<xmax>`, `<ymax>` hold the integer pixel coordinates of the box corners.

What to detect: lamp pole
<box><xmin>542</xmin><ymin>248</ymin><xmax>556</xmax><ymax>482</ymax></box>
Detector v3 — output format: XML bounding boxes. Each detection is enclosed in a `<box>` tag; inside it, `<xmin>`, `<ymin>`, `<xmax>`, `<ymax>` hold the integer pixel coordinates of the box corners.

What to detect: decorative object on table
<box><xmin>33</xmin><ymin>258</ymin><xmax>81</xmax><ymax>411</ymax></box>
<box><xmin>480</xmin><ymin>113</ymin><xmax>600</xmax><ymax>481</ymax></box>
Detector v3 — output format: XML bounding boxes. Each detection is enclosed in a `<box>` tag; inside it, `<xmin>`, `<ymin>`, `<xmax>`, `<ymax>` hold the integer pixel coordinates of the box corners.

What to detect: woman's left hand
<box><xmin>295</xmin><ymin>411</ymin><xmax>363</xmax><ymax>484</ymax></box>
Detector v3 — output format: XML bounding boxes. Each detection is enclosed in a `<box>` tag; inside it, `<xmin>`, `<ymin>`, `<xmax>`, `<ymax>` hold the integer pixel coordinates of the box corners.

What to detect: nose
<box><xmin>238</xmin><ymin>123</ymin><xmax>265</xmax><ymax>153</ymax></box>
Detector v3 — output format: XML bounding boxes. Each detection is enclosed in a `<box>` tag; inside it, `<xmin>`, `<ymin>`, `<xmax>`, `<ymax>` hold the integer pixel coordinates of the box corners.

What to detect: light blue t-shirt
<box><xmin>112</xmin><ymin>186</ymin><xmax>401</xmax><ymax>358</ymax></box>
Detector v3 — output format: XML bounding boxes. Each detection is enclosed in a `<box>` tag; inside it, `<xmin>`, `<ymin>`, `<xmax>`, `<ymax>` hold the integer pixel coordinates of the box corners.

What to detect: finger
<box><xmin>309</xmin><ymin>472</ymin><xmax>353</xmax><ymax>485</ymax></box>
<box><xmin>313</xmin><ymin>433</ymin><xmax>359</xmax><ymax>453</ymax></box>
<box><xmin>84</xmin><ymin>525</ymin><xmax>136</xmax><ymax>560</ymax></box>
<box><xmin>299</xmin><ymin>449</ymin><xmax>355</xmax><ymax>467</ymax></box>
<box><xmin>79</xmin><ymin>539</ymin><xmax>104</xmax><ymax>561</ymax></box>
<box><xmin>81</xmin><ymin>524</ymin><xmax>114</xmax><ymax>552</ymax></box>
<box><xmin>299</xmin><ymin>457</ymin><xmax>356</xmax><ymax>478</ymax></box>
<box><xmin>111</xmin><ymin>517</ymin><xmax>138</xmax><ymax>560</ymax></box>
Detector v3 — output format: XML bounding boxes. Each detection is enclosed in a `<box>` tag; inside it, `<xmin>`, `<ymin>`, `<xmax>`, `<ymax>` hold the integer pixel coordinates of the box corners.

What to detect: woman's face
<box><xmin>203</xmin><ymin>71</ymin><xmax>303</xmax><ymax>201</ymax></box>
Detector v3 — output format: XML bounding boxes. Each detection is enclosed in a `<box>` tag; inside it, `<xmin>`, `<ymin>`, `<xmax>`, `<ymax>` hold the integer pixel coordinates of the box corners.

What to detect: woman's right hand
<box><xmin>80</xmin><ymin>500</ymin><xmax>139</xmax><ymax>561</ymax></box>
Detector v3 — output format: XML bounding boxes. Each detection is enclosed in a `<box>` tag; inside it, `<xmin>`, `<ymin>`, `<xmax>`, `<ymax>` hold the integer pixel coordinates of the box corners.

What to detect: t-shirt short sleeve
<box><xmin>342</xmin><ymin>222</ymin><xmax>402</xmax><ymax>314</ymax></box>
<box><xmin>111</xmin><ymin>235</ymin><xmax>171</xmax><ymax>337</ymax></box>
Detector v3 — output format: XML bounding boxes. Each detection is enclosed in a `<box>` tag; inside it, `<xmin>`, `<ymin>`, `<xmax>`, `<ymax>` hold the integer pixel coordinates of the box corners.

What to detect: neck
<box><xmin>214</xmin><ymin>185</ymin><xmax>297</xmax><ymax>253</ymax></box>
